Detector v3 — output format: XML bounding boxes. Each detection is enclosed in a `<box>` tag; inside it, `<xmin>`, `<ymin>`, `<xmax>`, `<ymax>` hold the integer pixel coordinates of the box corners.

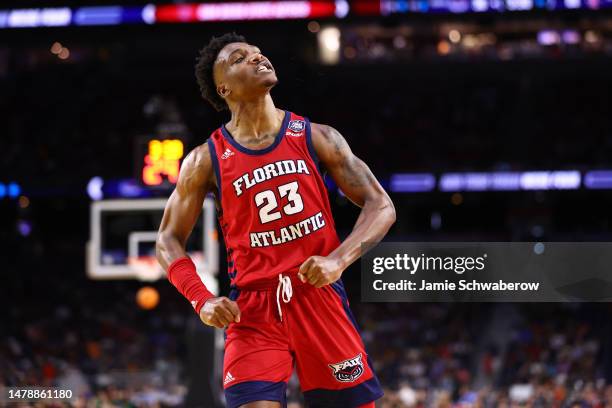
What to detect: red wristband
<box><xmin>167</xmin><ymin>257</ymin><xmax>215</xmax><ymax>315</ymax></box>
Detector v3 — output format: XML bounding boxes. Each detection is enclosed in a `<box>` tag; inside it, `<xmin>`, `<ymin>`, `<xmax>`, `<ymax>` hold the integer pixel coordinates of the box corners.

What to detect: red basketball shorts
<box><xmin>222</xmin><ymin>275</ymin><xmax>383</xmax><ymax>408</ymax></box>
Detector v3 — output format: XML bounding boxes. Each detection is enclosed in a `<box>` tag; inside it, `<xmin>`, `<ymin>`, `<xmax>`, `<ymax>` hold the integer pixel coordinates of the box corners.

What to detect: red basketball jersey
<box><xmin>207</xmin><ymin>111</ymin><xmax>341</xmax><ymax>289</ymax></box>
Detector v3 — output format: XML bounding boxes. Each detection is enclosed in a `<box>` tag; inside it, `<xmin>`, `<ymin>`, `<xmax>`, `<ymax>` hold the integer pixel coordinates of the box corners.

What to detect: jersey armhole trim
<box><xmin>305</xmin><ymin>117</ymin><xmax>323</xmax><ymax>177</ymax></box>
<box><xmin>207</xmin><ymin>137</ymin><xmax>222</xmax><ymax>202</ymax></box>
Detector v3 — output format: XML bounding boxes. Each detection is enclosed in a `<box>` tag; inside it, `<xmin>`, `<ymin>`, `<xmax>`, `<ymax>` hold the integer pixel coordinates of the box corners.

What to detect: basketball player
<box><xmin>156</xmin><ymin>33</ymin><xmax>395</xmax><ymax>408</ymax></box>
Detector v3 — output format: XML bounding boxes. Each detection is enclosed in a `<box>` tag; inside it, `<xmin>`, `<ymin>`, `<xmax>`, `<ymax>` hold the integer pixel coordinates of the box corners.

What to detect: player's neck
<box><xmin>227</xmin><ymin>95</ymin><xmax>283</xmax><ymax>142</ymax></box>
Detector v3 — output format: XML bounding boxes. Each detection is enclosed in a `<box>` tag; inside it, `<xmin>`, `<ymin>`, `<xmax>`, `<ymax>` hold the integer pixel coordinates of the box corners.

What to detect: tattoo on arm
<box><xmin>311</xmin><ymin>123</ymin><xmax>396</xmax><ymax>268</ymax></box>
<box><xmin>342</xmin><ymin>158</ymin><xmax>376</xmax><ymax>188</ymax></box>
<box><xmin>315</xmin><ymin>124</ymin><xmax>382</xmax><ymax>206</ymax></box>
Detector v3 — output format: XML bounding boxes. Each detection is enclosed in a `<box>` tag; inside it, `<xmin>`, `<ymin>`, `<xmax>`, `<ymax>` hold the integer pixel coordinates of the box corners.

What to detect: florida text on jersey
<box><xmin>207</xmin><ymin>111</ymin><xmax>341</xmax><ymax>289</ymax></box>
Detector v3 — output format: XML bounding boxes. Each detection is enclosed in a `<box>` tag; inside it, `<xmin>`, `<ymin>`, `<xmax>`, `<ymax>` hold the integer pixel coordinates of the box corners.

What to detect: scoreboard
<box><xmin>137</xmin><ymin>138</ymin><xmax>185</xmax><ymax>188</ymax></box>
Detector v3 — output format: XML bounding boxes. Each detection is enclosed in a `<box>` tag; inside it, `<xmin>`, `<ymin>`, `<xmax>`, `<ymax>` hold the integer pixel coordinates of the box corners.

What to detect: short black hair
<box><xmin>195</xmin><ymin>32</ymin><xmax>246</xmax><ymax>111</ymax></box>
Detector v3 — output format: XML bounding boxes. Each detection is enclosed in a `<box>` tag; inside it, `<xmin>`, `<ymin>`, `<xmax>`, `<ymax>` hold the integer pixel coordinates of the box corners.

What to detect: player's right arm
<box><xmin>156</xmin><ymin>142</ymin><xmax>240</xmax><ymax>328</ymax></box>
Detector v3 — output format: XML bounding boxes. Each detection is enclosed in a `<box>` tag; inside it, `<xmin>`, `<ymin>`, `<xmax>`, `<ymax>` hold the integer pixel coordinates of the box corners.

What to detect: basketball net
<box><xmin>127</xmin><ymin>255</ymin><xmax>162</xmax><ymax>281</ymax></box>
<box><xmin>127</xmin><ymin>252</ymin><xmax>205</xmax><ymax>282</ymax></box>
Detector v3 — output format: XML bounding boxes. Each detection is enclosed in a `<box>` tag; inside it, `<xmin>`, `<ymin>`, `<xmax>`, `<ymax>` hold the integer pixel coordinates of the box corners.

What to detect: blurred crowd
<box><xmin>4</xmin><ymin>288</ymin><xmax>612</xmax><ymax>408</ymax></box>
<box><xmin>353</xmin><ymin>303</ymin><xmax>612</xmax><ymax>408</ymax></box>
<box><xmin>0</xmin><ymin>234</ymin><xmax>191</xmax><ymax>407</ymax></box>
<box><xmin>0</xmin><ymin>284</ymin><xmax>189</xmax><ymax>407</ymax></box>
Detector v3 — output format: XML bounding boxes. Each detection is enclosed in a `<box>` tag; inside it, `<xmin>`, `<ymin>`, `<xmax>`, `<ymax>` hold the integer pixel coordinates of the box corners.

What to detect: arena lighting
<box><xmin>87</xmin><ymin>178</ymin><xmax>153</xmax><ymax>198</ymax></box>
<box><xmin>520</xmin><ymin>171</ymin><xmax>580</xmax><ymax>190</ymax></box>
<box><xmin>439</xmin><ymin>173</ymin><xmax>463</xmax><ymax>191</ymax></box>
<box><xmin>352</xmin><ymin>0</ymin><xmax>381</xmax><ymax>15</ymax></box>
<box><xmin>318</xmin><ymin>26</ymin><xmax>341</xmax><ymax>64</ymax></box>
<box><xmin>40</xmin><ymin>8</ymin><xmax>71</xmax><ymax>26</ymax></box>
<box><xmin>390</xmin><ymin>174</ymin><xmax>435</xmax><ymax>192</ymax></box>
<box><xmin>74</xmin><ymin>6</ymin><xmax>122</xmax><ymax>25</ymax></box>
<box><xmin>58</xmin><ymin>47</ymin><xmax>70</xmax><ymax>60</ymax></box>
<box><xmin>435</xmin><ymin>171</ymin><xmax>581</xmax><ymax>192</ymax></box>
<box><xmin>7</xmin><ymin>182</ymin><xmax>21</xmax><ymax>198</ymax></box>
<box><xmin>490</xmin><ymin>172</ymin><xmax>521</xmax><ymax>190</ymax></box>
<box><xmin>5</xmin><ymin>8</ymin><xmax>71</xmax><ymax>28</ymax></box>
<box><xmin>381</xmin><ymin>0</ymin><xmax>409</xmax><ymax>14</ymax></box>
<box><xmin>439</xmin><ymin>172</ymin><xmax>503</xmax><ymax>191</ymax></box>
<box><xmin>537</xmin><ymin>30</ymin><xmax>560</xmax><ymax>45</ymax></box>
<box><xmin>506</xmin><ymin>0</ymin><xmax>533</xmax><ymax>10</ymax></box>
<box><xmin>449</xmin><ymin>30</ymin><xmax>461</xmax><ymax>44</ymax></box>
<box><xmin>370</xmin><ymin>0</ymin><xmax>612</xmax><ymax>14</ymax></box>
<box><xmin>17</xmin><ymin>220</ymin><xmax>32</xmax><ymax>237</ymax></box>
<box><xmin>142</xmin><ymin>4</ymin><xmax>156</xmax><ymax>24</ymax></box>
<box><xmin>308</xmin><ymin>21</ymin><xmax>321</xmax><ymax>32</ymax></box>
<box><xmin>122</xmin><ymin>7</ymin><xmax>150</xmax><ymax>24</ymax></box>
<box><xmin>195</xmin><ymin>2</ymin><xmax>310</xmax><ymax>21</ymax></box>
<box><xmin>4</xmin><ymin>0</ymin><xmax>612</xmax><ymax>28</ymax></box>
<box><xmin>18</xmin><ymin>196</ymin><xmax>30</xmax><ymax>209</ymax></box>
<box><xmin>583</xmin><ymin>171</ymin><xmax>612</xmax><ymax>189</ymax></box>
<box><xmin>519</xmin><ymin>171</ymin><xmax>552</xmax><ymax>190</ymax></box>
<box><xmin>0</xmin><ymin>182</ymin><xmax>22</xmax><ymax>199</ymax></box>
<box><xmin>561</xmin><ymin>30</ymin><xmax>581</xmax><ymax>44</ymax></box>
<box><xmin>320</xmin><ymin>26</ymin><xmax>340</xmax><ymax>50</ymax></box>
<box><xmin>117</xmin><ymin>179</ymin><xmax>149</xmax><ymax>198</ymax></box>
<box><xmin>120</xmin><ymin>181</ymin><xmax>150</xmax><ymax>197</ymax></box>
<box><xmin>150</xmin><ymin>1</ymin><xmax>339</xmax><ymax>24</ymax></box>
<box><xmin>585</xmin><ymin>30</ymin><xmax>600</xmax><ymax>43</ymax></box>
<box><xmin>87</xmin><ymin>177</ymin><xmax>104</xmax><ymax>201</ymax></box>
<box><xmin>448</xmin><ymin>0</ymin><xmax>470</xmax><ymax>13</ymax></box>
<box><xmin>154</xmin><ymin>4</ymin><xmax>198</xmax><ymax>22</ymax></box>
<box><xmin>548</xmin><ymin>171</ymin><xmax>581</xmax><ymax>189</ymax></box>
<box><xmin>472</xmin><ymin>0</ymin><xmax>489</xmax><ymax>12</ymax></box>
<box><xmin>464</xmin><ymin>173</ymin><xmax>489</xmax><ymax>191</ymax></box>
<box><xmin>564</xmin><ymin>0</ymin><xmax>581</xmax><ymax>9</ymax></box>
<box><xmin>187</xmin><ymin>1</ymin><xmax>338</xmax><ymax>23</ymax></box>
<box><xmin>334</xmin><ymin>0</ymin><xmax>350</xmax><ymax>17</ymax></box>
<box><xmin>440</xmin><ymin>172</ymin><xmax>510</xmax><ymax>191</ymax></box>
<box><xmin>0</xmin><ymin>1</ymin><xmax>340</xmax><ymax>29</ymax></box>
<box><xmin>82</xmin><ymin>170</ymin><xmax>612</xmax><ymax>199</ymax></box>
<box><xmin>50</xmin><ymin>42</ymin><xmax>63</xmax><ymax>54</ymax></box>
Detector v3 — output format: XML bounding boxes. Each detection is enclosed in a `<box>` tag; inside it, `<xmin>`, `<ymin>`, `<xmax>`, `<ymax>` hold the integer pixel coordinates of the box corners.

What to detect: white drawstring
<box><xmin>276</xmin><ymin>274</ymin><xmax>293</xmax><ymax>322</ymax></box>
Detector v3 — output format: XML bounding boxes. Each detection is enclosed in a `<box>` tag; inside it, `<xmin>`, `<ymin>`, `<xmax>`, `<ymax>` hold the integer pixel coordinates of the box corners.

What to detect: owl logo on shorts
<box><xmin>328</xmin><ymin>353</ymin><xmax>364</xmax><ymax>382</ymax></box>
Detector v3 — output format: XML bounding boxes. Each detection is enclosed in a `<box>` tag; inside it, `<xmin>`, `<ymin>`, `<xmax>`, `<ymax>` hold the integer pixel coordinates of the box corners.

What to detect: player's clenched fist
<box><xmin>199</xmin><ymin>297</ymin><xmax>241</xmax><ymax>328</ymax></box>
<box><xmin>298</xmin><ymin>255</ymin><xmax>343</xmax><ymax>288</ymax></box>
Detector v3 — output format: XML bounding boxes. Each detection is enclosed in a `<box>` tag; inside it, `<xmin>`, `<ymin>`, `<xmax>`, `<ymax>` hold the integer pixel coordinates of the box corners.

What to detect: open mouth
<box><xmin>256</xmin><ymin>61</ymin><xmax>274</xmax><ymax>73</ymax></box>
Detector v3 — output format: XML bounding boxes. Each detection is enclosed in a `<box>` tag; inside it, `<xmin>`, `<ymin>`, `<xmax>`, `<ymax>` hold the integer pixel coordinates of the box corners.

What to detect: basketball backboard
<box><xmin>86</xmin><ymin>197</ymin><xmax>218</xmax><ymax>293</ymax></box>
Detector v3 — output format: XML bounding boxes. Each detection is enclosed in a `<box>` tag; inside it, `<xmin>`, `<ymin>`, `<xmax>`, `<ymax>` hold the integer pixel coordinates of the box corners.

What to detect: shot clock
<box><xmin>136</xmin><ymin>137</ymin><xmax>185</xmax><ymax>188</ymax></box>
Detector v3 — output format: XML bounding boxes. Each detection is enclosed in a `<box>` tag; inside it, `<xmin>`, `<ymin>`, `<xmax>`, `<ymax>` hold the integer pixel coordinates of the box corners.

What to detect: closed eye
<box><xmin>233</xmin><ymin>57</ymin><xmax>244</xmax><ymax>64</ymax></box>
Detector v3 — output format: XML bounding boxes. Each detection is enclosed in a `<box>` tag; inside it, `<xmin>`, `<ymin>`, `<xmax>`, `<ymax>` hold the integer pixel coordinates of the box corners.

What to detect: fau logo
<box><xmin>328</xmin><ymin>353</ymin><xmax>364</xmax><ymax>383</ymax></box>
<box><xmin>287</xmin><ymin>120</ymin><xmax>305</xmax><ymax>136</ymax></box>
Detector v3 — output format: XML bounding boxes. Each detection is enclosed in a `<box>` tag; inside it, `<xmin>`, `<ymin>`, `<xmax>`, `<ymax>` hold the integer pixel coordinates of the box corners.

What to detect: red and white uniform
<box><xmin>208</xmin><ymin>111</ymin><xmax>340</xmax><ymax>289</ymax></box>
<box><xmin>207</xmin><ymin>111</ymin><xmax>383</xmax><ymax>408</ymax></box>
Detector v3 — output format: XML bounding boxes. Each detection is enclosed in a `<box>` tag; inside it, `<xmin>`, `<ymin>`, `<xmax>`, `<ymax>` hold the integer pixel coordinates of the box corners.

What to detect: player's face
<box><xmin>214</xmin><ymin>42</ymin><xmax>277</xmax><ymax>103</ymax></box>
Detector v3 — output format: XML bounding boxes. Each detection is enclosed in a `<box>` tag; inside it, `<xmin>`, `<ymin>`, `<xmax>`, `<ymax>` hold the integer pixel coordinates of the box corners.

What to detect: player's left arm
<box><xmin>298</xmin><ymin>123</ymin><xmax>396</xmax><ymax>288</ymax></box>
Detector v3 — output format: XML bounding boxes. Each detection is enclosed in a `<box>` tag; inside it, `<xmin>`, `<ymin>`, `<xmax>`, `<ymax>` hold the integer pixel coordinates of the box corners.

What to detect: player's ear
<box><xmin>213</xmin><ymin>63</ymin><xmax>230</xmax><ymax>99</ymax></box>
<box><xmin>217</xmin><ymin>84</ymin><xmax>231</xmax><ymax>99</ymax></box>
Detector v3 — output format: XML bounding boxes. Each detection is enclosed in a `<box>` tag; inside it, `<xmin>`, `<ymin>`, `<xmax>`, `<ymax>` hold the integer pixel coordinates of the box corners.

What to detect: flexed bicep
<box><xmin>300</xmin><ymin>122</ymin><xmax>395</xmax><ymax>275</ymax></box>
